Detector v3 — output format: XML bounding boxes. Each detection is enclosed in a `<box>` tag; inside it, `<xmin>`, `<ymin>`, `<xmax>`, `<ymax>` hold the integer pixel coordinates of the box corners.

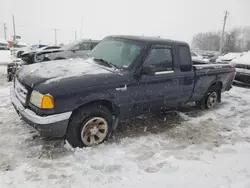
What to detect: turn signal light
<box><xmin>41</xmin><ymin>95</ymin><xmax>54</xmax><ymax>109</ymax></box>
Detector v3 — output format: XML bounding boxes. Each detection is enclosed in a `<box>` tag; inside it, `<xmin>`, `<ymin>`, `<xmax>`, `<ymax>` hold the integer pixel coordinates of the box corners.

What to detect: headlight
<box><xmin>30</xmin><ymin>90</ymin><xmax>54</xmax><ymax>109</ymax></box>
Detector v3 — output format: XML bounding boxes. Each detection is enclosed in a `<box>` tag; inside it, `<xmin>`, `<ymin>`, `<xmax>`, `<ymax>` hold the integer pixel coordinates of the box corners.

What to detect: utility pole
<box><xmin>75</xmin><ymin>30</ymin><xmax>77</xmax><ymax>40</ymax></box>
<box><xmin>3</xmin><ymin>23</ymin><xmax>7</xmax><ymax>40</ymax></box>
<box><xmin>80</xmin><ymin>16</ymin><xmax>83</xmax><ymax>39</ymax></box>
<box><xmin>219</xmin><ymin>11</ymin><xmax>229</xmax><ymax>54</ymax></box>
<box><xmin>54</xmin><ymin>29</ymin><xmax>58</xmax><ymax>45</ymax></box>
<box><xmin>12</xmin><ymin>14</ymin><xmax>16</xmax><ymax>45</ymax></box>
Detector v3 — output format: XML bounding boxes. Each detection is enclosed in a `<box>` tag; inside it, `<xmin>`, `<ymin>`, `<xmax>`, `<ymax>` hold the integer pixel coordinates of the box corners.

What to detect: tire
<box><xmin>196</xmin><ymin>85</ymin><xmax>221</xmax><ymax>109</ymax></box>
<box><xmin>17</xmin><ymin>51</ymin><xmax>24</xmax><ymax>58</ymax></box>
<box><xmin>54</xmin><ymin>57</ymin><xmax>65</xmax><ymax>60</ymax></box>
<box><xmin>66</xmin><ymin>104</ymin><xmax>113</xmax><ymax>148</ymax></box>
<box><xmin>7</xmin><ymin>74</ymin><xmax>13</xmax><ymax>82</ymax></box>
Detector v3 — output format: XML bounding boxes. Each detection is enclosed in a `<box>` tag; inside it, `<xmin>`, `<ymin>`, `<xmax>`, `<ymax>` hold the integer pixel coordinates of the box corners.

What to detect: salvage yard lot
<box><xmin>0</xmin><ymin>67</ymin><xmax>250</xmax><ymax>187</ymax></box>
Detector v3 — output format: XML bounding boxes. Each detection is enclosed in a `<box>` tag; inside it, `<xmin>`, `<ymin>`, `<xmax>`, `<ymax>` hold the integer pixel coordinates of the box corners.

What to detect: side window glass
<box><xmin>144</xmin><ymin>47</ymin><xmax>173</xmax><ymax>72</ymax></box>
<box><xmin>73</xmin><ymin>45</ymin><xmax>80</xmax><ymax>51</ymax></box>
<box><xmin>91</xmin><ymin>42</ymin><xmax>98</xmax><ymax>49</ymax></box>
<box><xmin>79</xmin><ymin>42</ymin><xmax>92</xmax><ymax>50</ymax></box>
<box><xmin>178</xmin><ymin>46</ymin><xmax>192</xmax><ymax>72</ymax></box>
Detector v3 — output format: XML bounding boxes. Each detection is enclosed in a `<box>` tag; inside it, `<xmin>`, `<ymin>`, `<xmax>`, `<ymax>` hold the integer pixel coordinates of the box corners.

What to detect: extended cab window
<box><xmin>178</xmin><ymin>46</ymin><xmax>192</xmax><ymax>72</ymax></box>
<box><xmin>144</xmin><ymin>47</ymin><xmax>173</xmax><ymax>73</ymax></box>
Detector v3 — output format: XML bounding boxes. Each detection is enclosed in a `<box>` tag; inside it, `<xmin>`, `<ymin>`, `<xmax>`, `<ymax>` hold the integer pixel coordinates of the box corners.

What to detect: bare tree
<box><xmin>192</xmin><ymin>26</ymin><xmax>250</xmax><ymax>52</ymax></box>
<box><xmin>191</xmin><ymin>32</ymin><xmax>220</xmax><ymax>51</ymax></box>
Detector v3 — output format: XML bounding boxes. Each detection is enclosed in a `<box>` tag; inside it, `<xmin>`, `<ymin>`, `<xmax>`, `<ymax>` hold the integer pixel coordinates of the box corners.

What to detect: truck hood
<box><xmin>17</xmin><ymin>58</ymin><xmax>120</xmax><ymax>90</ymax></box>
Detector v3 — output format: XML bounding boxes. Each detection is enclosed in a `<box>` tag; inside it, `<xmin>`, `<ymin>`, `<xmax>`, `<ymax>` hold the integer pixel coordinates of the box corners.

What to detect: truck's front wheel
<box><xmin>66</xmin><ymin>104</ymin><xmax>113</xmax><ymax>148</ymax></box>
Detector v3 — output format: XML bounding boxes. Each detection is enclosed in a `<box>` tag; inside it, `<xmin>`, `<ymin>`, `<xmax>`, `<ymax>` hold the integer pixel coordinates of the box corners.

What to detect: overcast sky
<box><xmin>0</xmin><ymin>0</ymin><xmax>249</xmax><ymax>45</ymax></box>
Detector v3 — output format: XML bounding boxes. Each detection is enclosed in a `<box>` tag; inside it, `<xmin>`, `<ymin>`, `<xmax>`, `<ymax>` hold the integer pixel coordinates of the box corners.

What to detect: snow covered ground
<box><xmin>0</xmin><ymin>73</ymin><xmax>250</xmax><ymax>187</ymax></box>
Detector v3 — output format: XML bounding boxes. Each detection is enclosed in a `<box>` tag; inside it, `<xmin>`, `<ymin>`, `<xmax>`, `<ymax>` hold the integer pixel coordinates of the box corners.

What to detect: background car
<box><xmin>7</xmin><ymin>45</ymin><xmax>60</xmax><ymax>81</ymax></box>
<box><xmin>191</xmin><ymin>51</ymin><xmax>203</xmax><ymax>61</ymax></box>
<box><xmin>230</xmin><ymin>51</ymin><xmax>250</xmax><ymax>86</ymax></box>
<box><xmin>34</xmin><ymin>39</ymin><xmax>100</xmax><ymax>63</ymax></box>
<box><xmin>0</xmin><ymin>39</ymin><xmax>9</xmax><ymax>50</ymax></box>
<box><xmin>216</xmin><ymin>52</ymin><xmax>245</xmax><ymax>64</ymax></box>
<box><xmin>20</xmin><ymin>45</ymin><xmax>61</xmax><ymax>64</ymax></box>
<box><xmin>10</xmin><ymin>43</ymin><xmax>44</xmax><ymax>58</ymax></box>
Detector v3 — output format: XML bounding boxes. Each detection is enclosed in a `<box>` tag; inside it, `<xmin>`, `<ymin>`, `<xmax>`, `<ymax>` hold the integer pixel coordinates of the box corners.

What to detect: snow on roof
<box><xmin>218</xmin><ymin>52</ymin><xmax>243</xmax><ymax>61</ymax></box>
<box><xmin>231</xmin><ymin>51</ymin><xmax>250</xmax><ymax>65</ymax></box>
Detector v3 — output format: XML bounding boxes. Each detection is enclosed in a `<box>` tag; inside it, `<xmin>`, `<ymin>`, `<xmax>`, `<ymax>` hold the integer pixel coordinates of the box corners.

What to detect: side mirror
<box><xmin>142</xmin><ymin>65</ymin><xmax>155</xmax><ymax>76</ymax></box>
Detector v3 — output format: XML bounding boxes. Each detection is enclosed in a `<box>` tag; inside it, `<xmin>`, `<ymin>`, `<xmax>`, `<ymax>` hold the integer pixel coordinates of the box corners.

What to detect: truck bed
<box><xmin>190</xmin><ymin>63</ymin><xmax>235</xmax><ymax>102</ymax></box>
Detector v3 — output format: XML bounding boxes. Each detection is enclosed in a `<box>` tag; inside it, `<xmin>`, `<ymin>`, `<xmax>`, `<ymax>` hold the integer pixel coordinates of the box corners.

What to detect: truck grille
<box><xmin>14</xmin><ymin>78</ymin><xmax>28</xmax><ymax>104</ymax></box>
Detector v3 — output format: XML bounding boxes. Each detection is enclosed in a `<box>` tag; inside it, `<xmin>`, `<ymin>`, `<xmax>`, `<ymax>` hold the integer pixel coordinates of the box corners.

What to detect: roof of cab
<box><xmin>106</xmin><ymin>35</ymin><xmax>189</xmax><ymax>46</ymax></box>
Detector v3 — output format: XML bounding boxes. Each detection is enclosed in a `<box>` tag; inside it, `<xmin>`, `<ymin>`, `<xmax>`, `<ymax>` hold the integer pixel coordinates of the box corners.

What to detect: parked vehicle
<box><xmin>6</xmin><ymin>59</ymin><xmax>23</xmax><ymax>82</ymax></box>
<box><xmin>10</xmin><ymin>44</ymin><xmax>46</xmax><ymax>58</ymax></box>
<box><xmin>21</xmin><ymin>45</ymin><xmax>61</xmax><ymax>64</ymax></box>
<box><xmin>11</xmin><ymin>35</ymin><xmax>235</xmax><ymax>147</ymax></box>
<box><xmin>216</xmin><ymin>52</ymin><xmax>244</xmax><ymax>64</ymax></box>
<box><xmin>7</xmin><ymin>40</ymin><xmax>99</xmax><ymax>82</ymax></box>
<box><xmin>191</xmin><ymin>51</ymin><xmax>204</xmax><ymax>61</ymax></box>
<box><xmin>0</xmin><ymin>39</ymin><xmax>9</xmax><ymax>50</ymax></box>
<box><xmin>230</xmin><ymin>51</ymin><xmax>250</xmax><ymax>86</ymax></box>
<box><xmin>33</xmin><ymin>39</ymin><xmax>100</xmax><ymax>63</ymax></box>
<box><xmin>7</xmin><ymin>46</ymin><xmax>61</xmax><ymax>82</ymax></box>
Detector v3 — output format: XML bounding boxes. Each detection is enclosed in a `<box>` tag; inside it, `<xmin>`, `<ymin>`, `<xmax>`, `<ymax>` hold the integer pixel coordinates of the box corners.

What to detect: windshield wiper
<box><xmin>94</xmin><ymin>58</ymin><xmax>118</xmax><ymax>69</ymax></box>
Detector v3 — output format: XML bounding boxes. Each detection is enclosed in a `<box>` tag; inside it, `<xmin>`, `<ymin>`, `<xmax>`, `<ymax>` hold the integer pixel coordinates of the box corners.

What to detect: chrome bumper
<box><xmin>10</xmin><ymin>87</ymin><xmax>72</xmax><ymax>137</ymax></box>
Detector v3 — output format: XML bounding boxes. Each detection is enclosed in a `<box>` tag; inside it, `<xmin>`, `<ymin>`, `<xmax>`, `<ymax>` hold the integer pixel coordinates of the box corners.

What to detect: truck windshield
<box><xmin>90</xmin><ymin>39</ymin><xmax>143</xmax><ymax>69</ymax></box>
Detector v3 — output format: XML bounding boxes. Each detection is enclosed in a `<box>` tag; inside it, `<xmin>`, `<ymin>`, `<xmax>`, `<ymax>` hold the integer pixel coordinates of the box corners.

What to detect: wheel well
<box><xmin>73</xmin><ymin>100</ymin><xmax>119</xmax><ymax>116</ymax></box>
<box><xmin>210</xmin><ymin>81</ymin><xmax>223</xmax><ymax>102</ymax></box>
<box><xmin>211</xmin><ymin>81</ymin><xmax>223</xmax><ymax>90</ymax></box>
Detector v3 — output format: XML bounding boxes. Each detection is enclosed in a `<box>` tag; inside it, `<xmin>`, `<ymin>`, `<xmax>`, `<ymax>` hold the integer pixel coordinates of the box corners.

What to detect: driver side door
<box><xmin>132</xmin><ymin>45</ymin><xmax>180</xmax><ymax>115</ymax></box>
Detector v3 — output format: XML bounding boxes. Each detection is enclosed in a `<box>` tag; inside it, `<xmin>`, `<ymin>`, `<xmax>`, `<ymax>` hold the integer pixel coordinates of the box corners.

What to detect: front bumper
<box><xmin>10</xmin><ymin>88</ymin><xmax>72</xmax><ymax>138</ymax></box>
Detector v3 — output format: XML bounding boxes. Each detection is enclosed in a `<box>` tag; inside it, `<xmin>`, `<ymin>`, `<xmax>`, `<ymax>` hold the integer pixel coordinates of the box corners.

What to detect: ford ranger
<box><xmin>11</xmin><ymin>35</ymin><xmax>236</xmax><ymax>147</ymax></box>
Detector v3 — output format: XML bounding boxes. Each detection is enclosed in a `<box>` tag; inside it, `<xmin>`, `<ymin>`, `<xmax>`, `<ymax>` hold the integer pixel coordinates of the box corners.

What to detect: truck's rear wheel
<box><xmin>197</xmin><ymin>85</ymin><xmax>221</xmax><ymax>109</ymax></box>
<box><xmin>66</xmin><ymin>104</ymin><xmax>113</xmax><ymax>148</ymax></box>
<box><xmin>206</xmin><ymin>91</ymin><xmax>218</xmax><ymax>109</ymax></box>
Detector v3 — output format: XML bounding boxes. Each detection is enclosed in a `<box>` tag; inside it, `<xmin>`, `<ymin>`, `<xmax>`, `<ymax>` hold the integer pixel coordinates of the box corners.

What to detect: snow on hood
<box><xmin>231</xmin><ymin>51</ymin><xmax>250</xmax><ymax>65</ymax></box>
<box><xmin>17</xmin><ymin>58</ymin><xmax>114</xmax><ymax>87</ymax></box>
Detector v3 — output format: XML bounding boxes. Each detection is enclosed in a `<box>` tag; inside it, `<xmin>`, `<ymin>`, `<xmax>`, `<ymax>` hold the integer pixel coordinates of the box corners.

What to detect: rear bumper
<box><xmin>233</xmin><ymin>80</ymin><xmax>250</xmax><ymax>87</ymax></box>
<box><xmin>10</xmin><ymin>88</ymin><xmax>72</xmax><ymax>138</ymax></box>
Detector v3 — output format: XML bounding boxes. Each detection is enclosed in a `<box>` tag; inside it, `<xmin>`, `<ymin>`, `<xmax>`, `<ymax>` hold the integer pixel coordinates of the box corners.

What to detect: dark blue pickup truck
<box><xmin>11</xmin><ymin>35</ymin><xmax>236</xmax><ymax>147</ymax></box>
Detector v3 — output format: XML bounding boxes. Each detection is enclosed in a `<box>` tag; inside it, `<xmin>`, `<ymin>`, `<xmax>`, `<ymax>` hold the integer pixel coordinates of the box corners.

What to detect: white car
<box><xmin>230</xmin><ymin>51</ymin><xmax>250</xmax><ymax>85</ymax></box>
<box><xmin>0</xmin><ymin>39</ymin><xmax>9</xmax><ymax>50</ymax></box>
<box><xmin>216</xmin><ymin>52</ymin><xmax>244</xmax><ymax>64</ymax></box>
<box><xmin>191</xmin><ymin>51</ymin><xmax>209</xmax><ymax>62</ymax></box>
